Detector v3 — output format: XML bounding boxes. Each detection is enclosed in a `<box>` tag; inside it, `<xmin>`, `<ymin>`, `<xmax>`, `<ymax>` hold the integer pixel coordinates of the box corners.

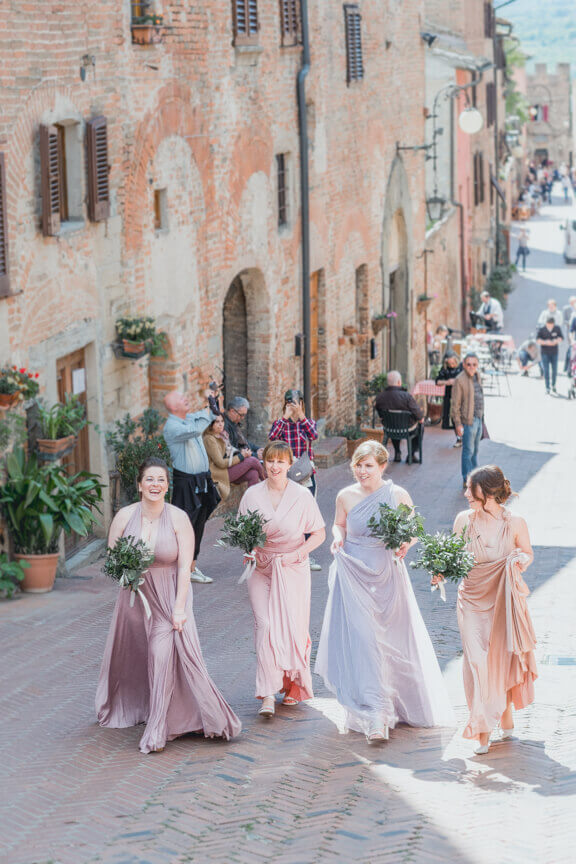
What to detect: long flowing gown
<box><xmin>458</xmin><ymin>508</ymin><xmax>537</xmax><ymax>740</ymax></box>
<box><xmin>96</xmin><ymin>504</ymin><xmax>241</xmax><ymax>753</ymax></box>
<box><xmin>239</xmin><ymin>480</ymin><xmax>325</xmax><ymax>701</ymax></box>
<box><xmin>315</xmin><ymin>481</ymin><xmax>455</xmax><ymax>735</ymax></box>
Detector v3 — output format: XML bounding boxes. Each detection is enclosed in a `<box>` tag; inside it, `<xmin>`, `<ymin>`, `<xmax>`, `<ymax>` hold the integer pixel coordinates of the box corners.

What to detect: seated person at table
<box><xmin>476</xmin><ymin>291</ymin><xmax>503</xmax><ymax>333</ymax></box>
<box><xmin>435</xmin><ymin>352</ymin><xmax>462</xmax><ymax>446</ymax></box>
<box><xmin>516</xmin><ymin>339</ymin><xmax>540</xmax><ymax>376</ymax></box>
<box><xmin>374</xmin><ymin>371</ymin><xmax>424</xmax><ymax>463</ymax></box>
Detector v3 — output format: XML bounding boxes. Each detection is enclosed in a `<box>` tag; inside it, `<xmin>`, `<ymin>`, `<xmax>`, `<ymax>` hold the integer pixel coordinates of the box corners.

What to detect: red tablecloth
<box><xmin>412</xmin><ymin>380</ymin><xmax>446</xmax><ymax>397</ymax></box>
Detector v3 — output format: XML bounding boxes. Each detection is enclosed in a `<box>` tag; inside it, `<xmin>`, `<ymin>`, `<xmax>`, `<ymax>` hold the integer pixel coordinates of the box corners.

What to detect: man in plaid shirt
<box><xmin>268</xmin><ymin>389</ymin><xmax>322</xmax><ymax>570</ymax></box>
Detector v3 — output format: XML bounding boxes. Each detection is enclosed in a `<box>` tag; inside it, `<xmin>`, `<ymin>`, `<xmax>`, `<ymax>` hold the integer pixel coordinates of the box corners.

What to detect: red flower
<box><xmin>27</xmin><ymin>373</ymin><xmax>33</xmax><ymax>378</ymax></box>
<box><xmin>34</xmin><ymin>373</ymin><xmax>40</xmax><ymax>379</ymax></box>
<box><xmin>19</xmin><ymin>368</ymin><xmax>26</xmax><ymax>374</ymax></box>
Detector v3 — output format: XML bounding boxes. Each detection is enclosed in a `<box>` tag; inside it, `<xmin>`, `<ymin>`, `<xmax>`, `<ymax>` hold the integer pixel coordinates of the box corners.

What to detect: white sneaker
<box><xmin>309</xmin><ymin>557</ymin><xmax>322</xmax><ymax>571</ymax></box>
<box><xmin>190</xmin><ymin>568</ymin><xmax>213</xmax><ymax>584</ymax></box>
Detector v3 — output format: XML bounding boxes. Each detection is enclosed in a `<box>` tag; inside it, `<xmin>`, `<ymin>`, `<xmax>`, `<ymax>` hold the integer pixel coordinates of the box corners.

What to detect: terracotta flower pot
<box><xmin>37</xmin><ymin>435</ymin><xmax>77</xmax><ymax>458</ymax></box>
<box><xmin>371</xmin><ymin>317</ymin><xmax>387</xmax><ymax>336</ymax></box>
<box><xmin>360</xmin><ymin>427</ymin><xmax>384</xmax><ymax>443</ymax></box>
<box><xmin>0</xmin><ymin>392</ymin><xmax>19</xmax><ymax>409</ymax></box>
<box><xmin>14</xmin><ymin>552</ymin><xmax>59</xmax><ymax>593</ymax></box>
<box><xmin>346</xmin><ymin>438</ymin><xmax>366</xmax><ymax>458</ymax></box>
<box><xmin>131</xmin><ymin>24</ymin><xmax>164</xmax><ymax>45</ymax></box>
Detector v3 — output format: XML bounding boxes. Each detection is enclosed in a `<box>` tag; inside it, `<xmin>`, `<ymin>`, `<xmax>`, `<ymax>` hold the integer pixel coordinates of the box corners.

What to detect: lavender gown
<box><xmin>96</xmin><ymin>504</ymin><xmax>241</xmax><ymax>753</ymax></box>
<box><xmin>315</xmin><ymin>481</ymin><xmax>454</xmax><ymax>735</ymax></box>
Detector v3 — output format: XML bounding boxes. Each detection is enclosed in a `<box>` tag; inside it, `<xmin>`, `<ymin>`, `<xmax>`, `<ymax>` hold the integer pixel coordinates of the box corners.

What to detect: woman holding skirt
<box><xmin>239</xmin><ymin>441</ymin><xmax>325</xmax><ymax>718</ymax></box>
<box><xmin>96</xmin><ymin>457</ymin><xmax>241</xmax><ymax>753</ymax></box>
<box><xmin>316</xmin><ymin>441</ymin><xmax>454</xmax><ymax>742</ymax></box>
<box><xmin>444</xmin><ymin>465</ymin><xmax>537</xmax><ymax>755</ymax></box>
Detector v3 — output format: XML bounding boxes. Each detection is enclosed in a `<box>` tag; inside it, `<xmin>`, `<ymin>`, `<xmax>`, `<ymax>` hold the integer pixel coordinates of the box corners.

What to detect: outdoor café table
<box><xmin>412</xmin><ymin>379</ymin><xmax>446</xmax><ymax>425</ymax></box>
<box><xmin>469</xmin><ymin>332</ymin><xmax>516</xmax><ymax>352</ymax></box>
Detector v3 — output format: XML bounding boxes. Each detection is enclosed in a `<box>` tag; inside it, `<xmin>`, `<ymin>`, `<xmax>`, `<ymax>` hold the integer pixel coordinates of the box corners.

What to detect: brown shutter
<box><xmin>233</xmin><ymin>0</ymin><xmax>258</xmax><ymax>43</ymax></box>
<box><xmin>280</xmin><ymin>0</ymin><xmax>301</xmax><ymax>46</ymax></box>
<box><xmin>344</xmin><ymin>5</ymin><xmax>364</xmax><ymax>84</ymax></box>
<box><xmin>0</xmin><ymin>153</ymin><xmax>9</xmax><ymax>297</ymax></box>
<box><xmin>86</xmin><ymin>116</ymin><xmax>111</xmax><ymax>222</ymax></box>
<box><xmin>484</xmin><ymin>2</ymin><xmax>493</xmax><ymax>38</ymax></box>
<box><xmin>40</xmin><ymin>124</ymin><xmax>61</xmax><ymax>236</ymax></box>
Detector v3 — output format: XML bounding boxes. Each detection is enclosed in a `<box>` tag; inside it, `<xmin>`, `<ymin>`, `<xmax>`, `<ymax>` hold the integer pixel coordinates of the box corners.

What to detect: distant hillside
<box><xmin>503</xmin><ymin>0</ymin><xmax>576</xmax><ymax>76</ymax></box>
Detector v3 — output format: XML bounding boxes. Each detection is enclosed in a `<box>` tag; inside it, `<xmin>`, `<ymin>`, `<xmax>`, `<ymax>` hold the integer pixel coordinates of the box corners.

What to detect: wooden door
<box><xmin>310</xmin><ymin>271</ymin><xmax>319</xmax><ymax>418</ymax></box>
<box><xmin>56</xmin><ymin>348</ymin><xmax>90</xmax><ymax>554</ymax></box>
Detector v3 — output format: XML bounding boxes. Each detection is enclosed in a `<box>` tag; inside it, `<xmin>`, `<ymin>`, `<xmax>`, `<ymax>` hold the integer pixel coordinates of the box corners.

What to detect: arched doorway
<box><xmin>222</xmin><ymin>269</ymin><xmax>270</xmax><ymax>441</ymax></box>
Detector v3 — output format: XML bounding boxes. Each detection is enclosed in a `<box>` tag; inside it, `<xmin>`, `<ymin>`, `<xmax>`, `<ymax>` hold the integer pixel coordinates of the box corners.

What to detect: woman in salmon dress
<box><xmin>316</xmin><ymin>441</ymin><xmax>454</xmax><ymax>742</ymax></box>
<box><xmin>238</xmin><ymin>441</ymin><xmax>325</xmax><ymax>718</ymax></box>
<box><xmin>445</xmin><ymin>465</ymin><xmax>537</xmax><ymax>755</ymax></box>
<box><xmin>96</xmin><ymin>457</ymin><xmax>241</xmax><ymax>753</ymax></box>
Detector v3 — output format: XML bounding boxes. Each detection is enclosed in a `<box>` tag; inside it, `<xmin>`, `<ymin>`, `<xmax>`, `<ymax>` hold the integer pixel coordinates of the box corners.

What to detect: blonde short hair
<box><xmin>350</xmin><ymin>440</ymin><xmax>389</xmax><ymax>467</ymax></box>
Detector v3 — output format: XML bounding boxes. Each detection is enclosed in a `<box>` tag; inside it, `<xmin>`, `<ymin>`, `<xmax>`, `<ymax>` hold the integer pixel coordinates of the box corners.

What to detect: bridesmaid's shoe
<box><xmin>282</xmin><ymin>696</ymin><xmax>299</xmax><ymax>706</ymax></box>
<box><xmin>366</xmin><ymin>726</ymin><xmax>389</xmax><ymax>743</ymax></box>
<box><xmin>259</xmin><ymin>696</ymin><xmax>275</xmax><ymax>718</ymax></box>
<box><xmin>474</xmin><ymin>743</ymin><xmax>490</xmax><ymax>755</ymax></box>
<box><xmin>500</xmin><ymin>727</ymin><xmax>514</xmax><ymax>739</ymax></box>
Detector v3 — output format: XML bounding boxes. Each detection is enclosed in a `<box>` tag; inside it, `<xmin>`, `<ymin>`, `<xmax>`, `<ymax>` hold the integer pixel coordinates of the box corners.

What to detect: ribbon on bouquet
<box><xmin>431</xmin><ymin>579</ymin><xmax>447</xmax><ymax>602</ymax></box>
<box><xmin>238</xmin><ymin>551</ymin><xmax>257</xmax><ymax>584</ymax></box>
<box><xmin>119</xmin><ymin>570</ymin><xmax>152</xmax><ymax>619</ymax></box>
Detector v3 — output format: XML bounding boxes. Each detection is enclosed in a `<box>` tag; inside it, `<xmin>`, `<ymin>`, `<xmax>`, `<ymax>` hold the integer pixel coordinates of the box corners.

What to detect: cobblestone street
<box><xmin>2</xmin><ymin>196</ymin><xmax>576</xmax><ymax>863</ymax></box>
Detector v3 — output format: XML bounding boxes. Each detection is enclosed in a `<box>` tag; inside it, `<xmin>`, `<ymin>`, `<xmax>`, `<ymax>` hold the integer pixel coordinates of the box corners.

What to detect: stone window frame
<box><xmin>344</xmin><ymin>4</ymin><xmax>364</xmax><ymax>85</ymax></box>
<box><xmin>40</xmin><ymin>119</ymin><xmax>86</xmax><ymax>237</ymax></box>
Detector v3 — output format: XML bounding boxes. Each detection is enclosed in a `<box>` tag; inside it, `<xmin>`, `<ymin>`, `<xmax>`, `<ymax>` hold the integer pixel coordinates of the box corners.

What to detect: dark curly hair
<box><xmin>468</xmin><ymin>465</ymin><xmax>513</xmax><ymax>506</ymax></box>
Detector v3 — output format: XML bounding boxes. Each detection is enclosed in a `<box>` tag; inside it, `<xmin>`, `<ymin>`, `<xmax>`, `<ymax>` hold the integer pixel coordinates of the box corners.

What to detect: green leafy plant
<box><xmin>0</xmin><ymin>412</ymin><xmax>26</xmax><ymax>453</ymax></box>
<box><xmin>485</xmin><ymin>264</ymin><xmax>517</xmax><ymax>308</ymax></box>
<box><xmin>367</xmin><ymin>502</ymin><xmax>424</xmax><ymax>551</ymax></box>
<box><xmin>216</xmin><ymin>510</ymin><xmax>268</xmax><ymax>555</ymax></box>
<box><xmin>37</xmin><ymin>394</ymin><xmax>87</xmax><ymax>440</ymax></box>
<box><xmin>0</xmin><ymin>447</ymin><xmax>104</xmax><ymax>554</ymax></box>
<box><xmin>410</xmin><ymin>529</ymin><xmax>475</xmax><ymax>583</ymax></box>
<box><xmin>326</xmin><ymin>425</ymin><xmax>364</xmax><ymax>440</ymax></box>
<box><xmin>105</xmin><ymin>408</ymin><xmax>172</xmax><ymax>501</ymax></box>
<box><xmin>0</xmin><ymin>366</ymin><xmax>40</xmax><ymax>399</ymax></box>
<box><xmin>0</xmin><ymin>553</ymin><xmax>29</xmax><ymax>598</ymax></box>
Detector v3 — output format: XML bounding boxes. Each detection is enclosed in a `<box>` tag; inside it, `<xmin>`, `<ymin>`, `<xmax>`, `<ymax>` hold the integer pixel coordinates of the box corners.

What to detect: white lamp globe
<box><xmin>458</xmin><ymin>107</ymin><xmax>484</xmax><ymax>134</ymax></box>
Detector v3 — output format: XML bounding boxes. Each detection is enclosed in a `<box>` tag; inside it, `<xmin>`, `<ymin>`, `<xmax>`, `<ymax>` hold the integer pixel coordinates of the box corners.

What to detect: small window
<box><xmin>40</xmin><ymin>121</ymin><xmax>84</xmax><ymax>236</ymax></box>
<box><xmin>0</xmin><ymin>153</ymin><xmax>9</xmax><ymax>297</ymax></box>
<box><xmin>154</xmin><ymin>188</ymin><xmax>168</xmax><ymax>232</ymax></box>
<box><xmin>276</xmin><ymin>154</ymin><xmax>288</xmax><ymax>228</ymax></box>
<box><xmin>486</xmin><ymin>82</ymin><xmax>496</xmax><ymax>128</ymax></box>
<box><xmin>232</xmin><ymin>0</ymin><xmax>259</xmax><ymax>46</ymax></box>
<box><xmin>473</xmin><ymin>152</ymin><xmax>485</xmax><ymax>207</ymax></box>
<box><xmin>483</xmin><ymin>2</ymin><xmax>494</xmax><ymax>39</ymax></box>
<box><xmin>280</xmin><ymin>0</ymin><xmax>301</xmax><ymax>47</ymax></box>
<box><xmin>344</xmin><ymin>5</ymin><xmax>364</xmax><ymax>84</ymax></box>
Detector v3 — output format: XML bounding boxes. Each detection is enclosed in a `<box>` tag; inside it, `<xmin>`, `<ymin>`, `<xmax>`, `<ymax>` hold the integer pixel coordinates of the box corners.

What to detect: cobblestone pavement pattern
<box><xmin>1</xmin><ymin>192</ymin><xmax>576</xmax><ymax>863</ymax></box>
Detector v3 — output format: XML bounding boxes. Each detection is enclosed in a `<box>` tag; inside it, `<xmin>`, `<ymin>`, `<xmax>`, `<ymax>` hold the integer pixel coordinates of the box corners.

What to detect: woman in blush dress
<box><xmin>438</xmin><ymin>465</ymin><xmax>537</xmax><ymax>755</ymax></box>
<box><xmin>238</xmin><ymin>441</ymin><xmax>325</xmax><ymax>718</ymax></box>
<box><xmin>96</xmin><ymin>457</ymin><xmax>241</xmax><ymax>753</ymax></box>
<box><xmin>316</xmin><ymin>440</ymin><xmax>454</xmax><ymax>742</ymax></box>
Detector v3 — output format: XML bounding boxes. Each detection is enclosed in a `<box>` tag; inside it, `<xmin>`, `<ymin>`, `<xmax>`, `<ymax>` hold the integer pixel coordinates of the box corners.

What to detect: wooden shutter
<box><xmin>344</xmin><ymin>5</ymin><xmax>364</xmax><ymax>84</ymax></box>
<box><xmin>0</xmin><ymin>153</ymin><xmax>9</xmax><ymax>296</ymax></box>
<box><xmin>486</xmin><ymin>82</ymin><xmax>496</xmax><ymax>127</ymax></box>
<box><xmin>233</xmin><ymin>0</ymin><xmax>259</xmax><ymax>43</ymax></box>
<box><xmin>86</xmin><ymin>116</ymin><xmax>110</xmax><ymax>222</ymax></box>
<box><xmin>280</xmin><ymin>0</ymin><xmax>301</xmax><ymax>46</ymax></box>
<box><xmin>40</xmin><ymin>124</ymin><xmax>61</xmax><ymax>236</ymax></box>
<box><xmin>484</xmin><ymin>2</ymin><xmax>493</xmax><ymax>38</ymax></box>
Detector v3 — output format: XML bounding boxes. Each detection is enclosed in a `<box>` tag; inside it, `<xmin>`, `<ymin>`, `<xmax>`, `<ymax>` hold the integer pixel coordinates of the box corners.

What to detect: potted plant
<box><xmin>416</xmin><ymin>293</ymin><xmax>435</xmax><ymax>313</ymax></box>
<box><xmin>36</xmin><ymin>394</ymin><xmax>87</xmax><ymax>460</ymax></box>
<box><xmin>0</xmin><ymin>366</ymin><xmax>40</xmax><ymax>408</ymax></box>
<box><xmin>131</xmin><ymin>11</ymin><xmax>164</xmax><ymax>45</ymax></box>
<box><xmin>115</xmin><ymin>316</ymin><xmax>168</xmax><ymax>359</ymax></box>
<box><xmin>327</xmin><ymin>425</ymin><xmax>366</xmax><ymax>458</ymax></box>
<box><xmin>0</xmin><ymin>447</ymin><xmax>104</xmax><ymax>593</ymax></box>
<box><xmin>371</xmin><ymin>313</ymin><xmax>388</xmax><ymax>336</ymax></box>
<box><xmin>0</xmin><ymin>553</ymin><xmax>29</xmax><ymax>599</ymax></box>
<box><xmin>105</xmin><ymin>408</ymin><xmax>172</xmax><ymax>505</ymax></box>
<box><xmin>357</xmin><ymin>372</ymin><xmax>388</xmax><ymax>427</ymax></box>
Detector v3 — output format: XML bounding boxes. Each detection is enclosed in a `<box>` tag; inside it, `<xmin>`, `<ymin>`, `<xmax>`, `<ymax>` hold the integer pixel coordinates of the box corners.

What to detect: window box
<box><xmin>120</xmin><ymin>339</ymin><xmax>149</xmax><ymax>359</ymax></box>
<box><xmin>131</xmin><ymin>23</ymin><xmax>164</xmax><ymax>45</ymax></box>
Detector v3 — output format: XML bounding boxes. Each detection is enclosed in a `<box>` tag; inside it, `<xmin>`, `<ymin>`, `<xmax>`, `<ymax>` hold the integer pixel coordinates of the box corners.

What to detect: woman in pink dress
<box><xmin>96</xmin><ymin>457</ymin><xmax>241</xmax><ymax>753</ymax></box>
<box><xmin>238</xmin><ymin>441</ymin><xmax>325</xmax><ymax>718</ymax></box>
<box><xmin>442</xmin><ymin>465</ymin><xmax>537</xmax><ymax>755</ymax></box>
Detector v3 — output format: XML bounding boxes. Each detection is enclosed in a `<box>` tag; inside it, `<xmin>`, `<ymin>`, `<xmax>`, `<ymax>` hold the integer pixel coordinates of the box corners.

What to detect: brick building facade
<box><xmin>526</xmin><ymin>63</ymin><xmax>574</xmax><ymax>168</ymax></box>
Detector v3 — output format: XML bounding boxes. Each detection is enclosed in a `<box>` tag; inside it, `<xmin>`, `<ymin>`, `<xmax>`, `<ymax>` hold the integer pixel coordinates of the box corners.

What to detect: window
<box><xmin>486</xmin><ymin>82</ymin><xmax>496</xmax><ymax>128</ymax></box>
<box><xmin>483</xmin><ymin>2</ymin><xmax>493</xmax><ymax>39</ymax></box>
<box><xmin>473</xmin><ymin>152</ymin><xmax>485</xmax><ymax>207</ymax></box>
<box><xmin>0</xmin><ymin>153</ymin><xmax>9</xmax><ymax>297</ymax></box>
<box><xmin>232</xmin><ymin>0</ymin><xmax>259</xmax><ymax>45</ymax></box>
<box><xmin>276</xmin><ymin>154</ymin><xmax>288</xmax><ymax>228</ymax></box>
<box><xmin>280</xmin><ymin>0</ymin><xmax>301</xmax><ymax>47</ymax></box>
<box><xmin>344</xmin><ymin>5</ymin><xmax>364</xmax><ymax>84</ymax></box>
<box><xmin>86</xmin><ymin>116</ymin><xmax>110</xmax><ymax>222</ymax></box>
<box><xmin>40</xmin><ymin>121</ymin><xmax>84</xmax><ymax>236</ymax></box>
<box><xmin>154</xmin><ymin>188</ymin><xmax>168</xmax><ymax>232</ymax></box>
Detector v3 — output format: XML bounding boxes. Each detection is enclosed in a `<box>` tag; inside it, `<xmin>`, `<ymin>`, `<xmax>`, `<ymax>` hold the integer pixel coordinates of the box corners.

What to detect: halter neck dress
<box><xmin>316</xmin><ymin>480</ymin><xmax>454</xmax><ymax>735</ymax></box>
<box><xmin>96</xmin><ymin>503</ymin><xmax>241</xmax><ymax>753</ymax></box>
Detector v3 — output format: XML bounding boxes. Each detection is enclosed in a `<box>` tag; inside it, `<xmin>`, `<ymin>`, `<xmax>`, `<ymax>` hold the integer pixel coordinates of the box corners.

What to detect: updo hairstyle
<box><xmin>468</xmin><ymin>465</ymin><xmax>513</xmax><ymax>506</ymax></box>
<box><xmin>262</xmin><ymin>440</ymin><xmax>294</xmax><ymax>464</ymax></box>
<box><xmin>350</xmin><ymin>440</ymin><xmax>389</xmax><ymax>468</ymax></box>
<box><xmin>137</xmin><ymin>457</ymin><xmax>170</xmax><ymax>485</ymax></box>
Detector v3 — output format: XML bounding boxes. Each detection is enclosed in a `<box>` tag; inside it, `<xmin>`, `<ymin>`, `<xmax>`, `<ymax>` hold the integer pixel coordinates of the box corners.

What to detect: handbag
<box><xmin>287</xmin><ymin>451</ymin><xmax>314</xmax><ymax>484</ymax></box>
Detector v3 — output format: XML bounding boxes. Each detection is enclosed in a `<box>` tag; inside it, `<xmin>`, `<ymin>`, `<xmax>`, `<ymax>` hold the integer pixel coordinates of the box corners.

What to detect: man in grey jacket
<box><xmin>450</xmin><ymin>354</ymin><xmax>485</xmax><ymax>489</ymax></box>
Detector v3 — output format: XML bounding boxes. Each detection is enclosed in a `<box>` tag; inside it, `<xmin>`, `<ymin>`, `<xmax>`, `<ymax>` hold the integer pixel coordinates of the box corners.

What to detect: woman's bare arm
<box><xmin>331</xmin><ymin>490</ymin><xmax>349</xmax><ymax>553</ymax></box>
<box><xmin>171</xmin><ymin>506</ymin><xmax>195</xmax><ymax>631</ymax></box>
<box><xmin>513</xmin><ymin>515</ymin><xmax>534</xmax><ymax>572</ymax></box>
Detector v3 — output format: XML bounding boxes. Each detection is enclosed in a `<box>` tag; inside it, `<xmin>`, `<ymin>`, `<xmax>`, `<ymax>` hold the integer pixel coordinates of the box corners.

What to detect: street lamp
<box><xmin>458</xmin><ymin>106</ymin><xmax>484</xmax><ymax>134</ymax></box>
<box><xmin>426</xmin><ymin>194</ymin><xmax>447</xmax><ymax>223</ymax></box>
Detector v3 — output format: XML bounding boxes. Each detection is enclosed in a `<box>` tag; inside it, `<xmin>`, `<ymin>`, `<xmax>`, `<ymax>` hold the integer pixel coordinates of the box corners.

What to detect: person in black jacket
<box><xmin>435</xmin><ymin>352</ymin><xmax>463</xmax><ymax>447</ymax></box>
<box><xmin>374</xmin><ymin>371</ymin><xmax>424</xmax><ymax>463</ymax></box>
<box><xmin>536</xmin><ymin>318</ymin><xmax>564</xmax><ymax>395</ymax></box>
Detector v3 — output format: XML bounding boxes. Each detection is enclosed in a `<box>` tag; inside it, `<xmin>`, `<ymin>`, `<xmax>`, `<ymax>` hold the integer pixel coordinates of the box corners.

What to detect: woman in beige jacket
<box><xmin>203</xmin><ymin>416</ymin><xmax>265</xmax><ymax>500</ymax></box>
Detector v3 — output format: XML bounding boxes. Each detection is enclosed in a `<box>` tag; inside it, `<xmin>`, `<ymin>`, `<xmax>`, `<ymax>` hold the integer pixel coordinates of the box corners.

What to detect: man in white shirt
<box><xmin>537</xmin><ymin>298</ymin><xmax>563</xmax><ymax>328</ymax></box>
<box><xmin>477</xmin><ymin>291</ymin><xmax>504</xmax><ymax>332</ymax></box>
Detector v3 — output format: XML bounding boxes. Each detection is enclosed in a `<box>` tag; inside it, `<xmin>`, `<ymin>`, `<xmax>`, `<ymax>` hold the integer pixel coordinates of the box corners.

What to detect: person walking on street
<box><xmin>537</xmin><ymin>298</ymin><xmax>563</xmax><ymax>328</ymax></box>
<box><xmin>562</xmin><ymin>296</ymin><xmax>576</xmax><ymax>373</ymax></box>
<box><xmin>435</xmin><ymin>466</ymin><xmax>536</xmax><ymax>756</ymax></box>
<box><xmin>374</xmin><ymin>371</ymin><xmax>424</xmax><ymax>463</ymax></box>
<box><xmin>514</xmin><ymin>228</ymin><xmax>530</xmax><ymax>271</ymax></box>
<box><xmin>451</xmin><ymin>354</ymin><xmax>485</xmax><ymax>490</ymax></box>
<box><xmin>163</xmin><ymin>389</ymin><xmax>221</xmax><ymax>584</ymax></box>
<box><xmin>536</xmin><ymin>317</ymin><xmax>564</xmax><ymax>395</ymax></box>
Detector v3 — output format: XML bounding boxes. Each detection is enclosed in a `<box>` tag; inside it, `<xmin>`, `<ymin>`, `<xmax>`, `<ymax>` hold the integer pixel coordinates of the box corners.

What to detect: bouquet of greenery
<box><xmin>216</xmin><ymin>509</ymin><xmax>268</xmax><ymax>583</ymax></box>
<box><xmin>103</xmin><ymin>535</ymin><xmax>155</xmax><ymax>617</ymax></box>
<box><xmin>410</xmin><ymin>529</ymin><xmax>475</xmax><ymax>601</ymax></box>
<box><xmin>367</xmin><ymin>503</ymin><xmax>424</xmax><ymax>561</ymax></box>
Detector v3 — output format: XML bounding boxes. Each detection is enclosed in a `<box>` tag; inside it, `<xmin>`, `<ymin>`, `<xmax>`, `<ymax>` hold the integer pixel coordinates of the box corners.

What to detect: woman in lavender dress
<box><xmin>316</xmin><ymin>441</ymin><xmax>454</xmax><ymax>741</ymax></box>
<box><xmin>96</xmin><ymin>457</ymin><xmax>241</xmax><ymax>753</ymax></box>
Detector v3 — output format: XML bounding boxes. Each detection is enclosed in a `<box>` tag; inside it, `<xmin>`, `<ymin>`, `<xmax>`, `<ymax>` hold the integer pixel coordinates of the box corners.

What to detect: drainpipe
<box><xmin>297</xmin><ymin>0</ymin><xmax>311</xmax><ymax>415</ymax></box>
<box><xmin>450</xmin><ymin>97</ymin><xmax>468</xmax><ymax>329</ymax></box>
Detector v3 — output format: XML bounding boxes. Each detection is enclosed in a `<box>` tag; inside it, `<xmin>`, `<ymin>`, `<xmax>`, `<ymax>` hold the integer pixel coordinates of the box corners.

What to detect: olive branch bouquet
<box><xmin>367</xmin><ymin>503</ymin><xmax>424</xmax><ymax>559</ymax></box>
<box><xmin>216</xmin><ymin>510</ymin><xmax>268</xmax><ymax>583</ymax></box>
<box><xmin>103</xmin><ymin>535</ymin><xmax>155</xmax><ymax>617</ymax></box>
<box><xmin>410</xmin><ymin>529</ymin><xmax>474</xmax><ymax>601</ymax></box>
